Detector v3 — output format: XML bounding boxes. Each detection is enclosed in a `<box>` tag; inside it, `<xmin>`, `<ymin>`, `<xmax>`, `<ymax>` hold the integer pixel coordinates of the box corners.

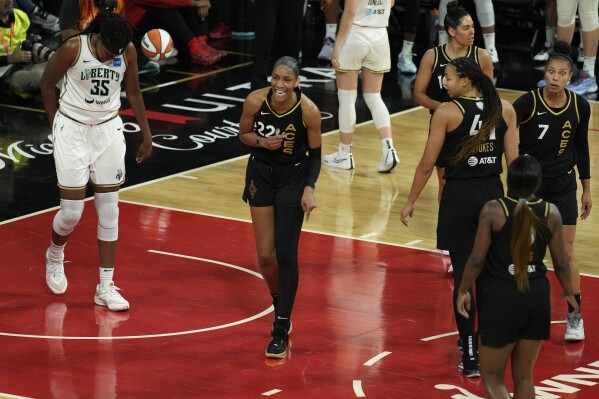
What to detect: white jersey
<box><xmin>353</xmin><ymin>0</ymin><xmax>392</xmax><ymax>28</ymax></box>
<box><xmin>59</xmin><ymin>34</ymin><xmax>126</xmax><ymax>125</ymax></box>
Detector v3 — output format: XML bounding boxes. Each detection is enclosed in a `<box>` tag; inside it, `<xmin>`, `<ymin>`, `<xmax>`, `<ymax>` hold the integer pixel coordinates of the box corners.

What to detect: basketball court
<box><xmin>1</xmin><ymin>12</ymin><xmax>599</xmax><ymax>398</ymax></box>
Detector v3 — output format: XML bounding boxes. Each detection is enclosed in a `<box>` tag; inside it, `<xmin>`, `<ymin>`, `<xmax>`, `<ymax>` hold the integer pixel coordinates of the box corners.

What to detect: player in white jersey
<box><xmin>39</xmin><ymin>11</ymin><xmax>153</xmax><ymax>312</ymax></box>
<box><xmin>323</xmin><ymin>0</ymin><xmax>400</xmax><ymax>173</ymax></box>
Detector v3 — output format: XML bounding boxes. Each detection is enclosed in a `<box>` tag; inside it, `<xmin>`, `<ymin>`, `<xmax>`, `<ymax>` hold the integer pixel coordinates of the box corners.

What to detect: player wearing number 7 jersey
<box><xmin>513</xmin><ymin>41</ymin><xmax>591</xmax><ymax>343</ymax></box>
<box><xmin>39</xmin><ymin>11</ymin><xmax>152</xmax><ymax>312</ymax></box>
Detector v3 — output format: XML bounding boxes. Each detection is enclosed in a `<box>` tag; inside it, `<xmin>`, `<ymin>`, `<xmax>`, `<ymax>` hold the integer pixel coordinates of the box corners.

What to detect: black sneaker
<box><xmin>459</xmin><ymin>358</ymin><xmax>481</xmax><ymax>378</ymax></box>
<box><xmin>265</xmin><ymin>327</ymin><xmax>289</xmax><ymax>359</ymax></box>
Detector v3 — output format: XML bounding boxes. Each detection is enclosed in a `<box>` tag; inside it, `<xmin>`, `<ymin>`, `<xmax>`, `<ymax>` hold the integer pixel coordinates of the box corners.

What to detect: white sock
<box><xmin>438</xmin><ymin>30</ymin><xmax>448</xmax><ymax>45</ymax></box>
<box><xmin>339</xmin><ymin>142</ymin><xmax>352</xmax><ymax>155</ymax></box>
<box><xmin>545</xmin><ymin>26</ymin><xmax>556</xmax><ymax>48</ymax></box>
<box><xmin>400</xmin><ymin>40</ymin><xmax>414</xmax><ymax>56</ymax></box>
<box><xmin>99</xmin><ymin>267</ymin><xmax>114</xmax><ymax>285</ymax></box>
<box><xmin>48</xmin><ymin>242</ymin><xmax>65</xmax><ymax>260</ymax></box>
<box><xmin>583</xmin><ymin>57</ymin><xmax>596</xmax><ymax>77</ymax></box>
<box><xmin>325</xmin><ymin>24</ymin><xmax>337</xmax><ymax>40</ymax></box>
<box><xmin>382</xmin><ymin>138</ymin><xmax>394</xmax><ymax>153</ymax></box>
<box><xmin>483</xmin><ymin>33</ymin><xmax>495</xmax><ymax>49</ymax></box>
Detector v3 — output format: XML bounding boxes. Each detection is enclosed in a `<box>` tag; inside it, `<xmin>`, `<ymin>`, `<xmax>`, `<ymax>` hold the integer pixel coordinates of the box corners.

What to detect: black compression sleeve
<box><xmin>575</xmin><ymin>98</ymin><xmax>591</xmax><ymax>180</ymax></box>
<box><xmin>305</xmin><ymin>146</ymin><xmax>321</xmax><ymax>189</ymax></box>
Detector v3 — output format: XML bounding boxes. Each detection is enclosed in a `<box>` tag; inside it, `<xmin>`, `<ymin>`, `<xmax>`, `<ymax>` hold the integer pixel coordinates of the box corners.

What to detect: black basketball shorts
<box><xmin>242</xmin><ymin>155</ymin><xmax>307</xmax><ymax>207</ymax></box>
<box><xmin>537</xmin><ymin>170</ymin><xmax>578</xmax><ymax>225</ymax></box>
<box><xmin>477</xmin><ymin>276</ymin><xmax>551</xmax><ymax>347</ymax></box>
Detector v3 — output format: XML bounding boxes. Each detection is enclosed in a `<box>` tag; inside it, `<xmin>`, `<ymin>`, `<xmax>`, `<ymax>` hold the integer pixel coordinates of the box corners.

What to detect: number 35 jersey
<box><xmin>252</xmin><ymin>87</ymin><xmax>308</xmax><ymax>164</ymax></box>
<box><xmin>60</xmin><ymin>34</ymin><xmax>126</xmax><ymax>125</ymax></box>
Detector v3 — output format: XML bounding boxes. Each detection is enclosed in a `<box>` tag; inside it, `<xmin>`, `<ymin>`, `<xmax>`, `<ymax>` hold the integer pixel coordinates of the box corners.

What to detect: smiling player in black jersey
<box><xmin>239</xmin><ymin>56</ymin><xmax>322</xmax><ymax>359</ymax></box>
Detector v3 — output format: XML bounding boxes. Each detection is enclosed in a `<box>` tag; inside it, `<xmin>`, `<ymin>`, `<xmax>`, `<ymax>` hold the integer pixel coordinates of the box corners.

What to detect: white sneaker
<box><xmin>447</xmin><ymin>264</ymin><xmax>454</xmax><ymax>274</ymax></box>
<box><xmin>376</xmin><ymin>147</ymin><xmax>399</xmax><ymax>173</ymax></box>
<box><xmin>46</xmin><ymin>249</ymin><xmax>67</xmax><ymax>295</ymax></box>
<box><xmin>323</xmin><ymin>150</ymin><xmax>355</xmax><ymax>170</ymax></box>
<box><xmin>533</xmin><ymin>46</ymin><xmax>550</xmax><ymax>62</ymax></box>
<box><xmin>565</xmin><ymin>313</ymin><xmax>585</xmax><ymax>341</ymax></box>
<box><xmin>94</xmin><ymin>281</ymin><xmax>130</xmax><ymax>311</ymax></box>
<box><xmin>488</xmin><ymin>47</ymin><xmax>499</xmax><ymax>64</ymax></box>
<box><xmin>397</xmin><ymin>52</ymin><xmax>417</xmax><ymax>74</ymax></box>
<box><xmin>317</xmin><ymin>37</ymin><xmax>335</xmax><ymax>62</ymax></box>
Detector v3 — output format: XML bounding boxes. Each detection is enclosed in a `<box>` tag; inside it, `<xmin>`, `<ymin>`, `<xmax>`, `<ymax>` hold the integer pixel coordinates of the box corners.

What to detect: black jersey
<box><xmin>251</xmin><ymin>87</ymin><xmax>308</xmax><ymax>164</ymax></box>
<box><xmin>514</xmin><ymin>88</ymin><xmax>591</xmax><ymax>179</ymax></box>
<box><xmin>443</xmin><ymin>97</ymin><xmax>506</xmax><ymax>180</ymax></box>
<box><xmin>483</xmin><ymin>196</ymin><xmax>551</xmax><ymax>281</ymax></box>
<box><xmin>426</xmin><ymin>45</ymin><xmax>481</xmax><ymax>109</ymax></box>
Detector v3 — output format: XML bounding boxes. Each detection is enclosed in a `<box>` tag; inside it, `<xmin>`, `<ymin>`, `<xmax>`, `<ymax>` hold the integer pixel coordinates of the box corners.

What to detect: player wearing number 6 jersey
<box><xmin>39</xmin><ymin>11</ymin><xmax>152</xmax><ymax>312</ymax></box>
<box><xmin>513</xmin><ymin>41</ymin><xmax>591</xmax><ymax>343</ymax></box>
<box><xmin>239</xmin><ymin>56</ymin><xmax>322</xmax><ymax>359</ymax></box>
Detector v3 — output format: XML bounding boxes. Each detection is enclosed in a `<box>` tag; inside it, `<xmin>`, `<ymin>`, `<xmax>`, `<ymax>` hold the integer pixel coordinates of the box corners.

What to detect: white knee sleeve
<box><xmin>579</xmin><ymin>0</ymin><xmax>598</xmax><ymax>31</ymax></box>
<box><xmin>52</xmin><ymin>199</ymin><xmax>84</xmax><ymax>237</ymax></box>
<box><xmin>95</xmin><ymin>192</ymin><xmax>119</xmax><ymax>242</ymax></box>
<box><xmin>363</xmin><ymin>92</ymin><xmax>391</xmax><ymax>130</ymax></box>
<box><xmin>338</xmin><ymin>89</ymin><xmax>357</xmax><ymax>133</ymax></box>
<box><xmin>557</xmin><ymin>0</ymin><xmax>578</xmax><ymax>27</ymax></box>
<box><xmin>474</xmin><ymin>0</ymin><xmax>495</xmax><ymax>27</ymax></box>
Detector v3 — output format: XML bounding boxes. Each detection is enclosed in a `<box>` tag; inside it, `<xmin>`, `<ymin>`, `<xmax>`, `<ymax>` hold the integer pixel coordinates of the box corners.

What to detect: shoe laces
<box><xmin>101</xmin><ymin>283</ymin><xmax>125</xmax><ymax>300</ymax></box>
<box><xmin>47</xmin><ymin>257</ymin><xmax>64</xmax><ymax>276</ymax></box>
<box><xmin>568</xmin><ymin>314</ymin><xmax>581</xmax><ymax>330</ymax></box>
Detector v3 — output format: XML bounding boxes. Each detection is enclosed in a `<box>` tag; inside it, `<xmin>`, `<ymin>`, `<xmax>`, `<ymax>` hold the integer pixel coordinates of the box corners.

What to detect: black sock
<box><xmin>568</xmin><ymin>292</ymin><xmax>581</xmax><ymax>314</ymax></box>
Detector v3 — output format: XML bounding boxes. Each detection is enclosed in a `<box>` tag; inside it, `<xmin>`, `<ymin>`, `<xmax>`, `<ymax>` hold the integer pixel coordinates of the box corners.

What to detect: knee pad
<box><xmin>337</xmin><ymin>89</ymin><xmax>357</xmax><ymax>133</ymax></box>
<box><xmin>363</xmin><ymin>92</ymin><xmax>391</xmax><ymax>130</ymax></box>
<box><xmin>579</xmin><ymin>0</ymin><xmax>598</xmax><ymax>31</ymax></box>
<box><xmin>95</xmin><ymin>192</ymin><xmax>119</xmax><ymax>242</ymax></box>
<box><xmin>474</xmin><ymin>0</ymin><xmax>495</xmax><ymax>27</ymax></box>
<box><xmin>52</xmin><ymin>199</ymin><xmax>84</xmax><ymax>237</ymax></box>
<box><xmin>557</xmin><ymin>0</ymin><xmax>578</xmax><ymax>27</ymax></box>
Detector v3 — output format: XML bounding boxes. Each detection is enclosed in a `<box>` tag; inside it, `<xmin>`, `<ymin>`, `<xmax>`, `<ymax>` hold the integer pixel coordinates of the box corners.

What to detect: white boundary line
<box><xmin>0</xmin><ymin>252</ymin><xmax>270</xmax><ymax>340</ymax></box>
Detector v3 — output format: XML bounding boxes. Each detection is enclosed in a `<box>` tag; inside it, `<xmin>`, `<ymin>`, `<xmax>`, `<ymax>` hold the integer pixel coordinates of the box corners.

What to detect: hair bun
<box><xmin>447</xmin><ymin>0</ymin><xmax>462</xmax><ymax>12</ymax></box>
<box><xmin>552</xmin><ymin>41</ymin><xmax>571</xmax><ymax>57</ymax></box>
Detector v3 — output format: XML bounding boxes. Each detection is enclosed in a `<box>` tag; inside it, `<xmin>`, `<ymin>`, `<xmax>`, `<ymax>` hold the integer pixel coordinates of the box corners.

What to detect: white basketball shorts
<box><xmin>337</xmin><ymin>25</ymin><xmax>391</xmax><ymax>73</ymax></box>
<box><xmin>52</xmin><ymin>112</ymin><xmax>126</xmax><ymax>189</ymax></box>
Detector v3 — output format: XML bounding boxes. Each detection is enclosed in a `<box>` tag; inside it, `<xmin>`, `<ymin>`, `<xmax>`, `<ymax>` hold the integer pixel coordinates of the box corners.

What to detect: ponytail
<box><xmin>507</xmin><ymin>156</ymin><xmax>545</xmax><ymax>292</ymax></box>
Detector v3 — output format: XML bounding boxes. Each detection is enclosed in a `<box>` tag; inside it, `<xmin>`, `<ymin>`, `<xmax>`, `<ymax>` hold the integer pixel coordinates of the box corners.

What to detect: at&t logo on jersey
<box><xmin>467</xmin><ymin>156</ymin><xmax>497</xmax><ymax>166</ymax></box>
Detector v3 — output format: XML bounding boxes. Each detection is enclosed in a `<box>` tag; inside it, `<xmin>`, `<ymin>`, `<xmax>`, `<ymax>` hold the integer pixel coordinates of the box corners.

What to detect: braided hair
<box><xmin>449</xmin><ymin>56</ymin><xmax>502</xmax><ymax>163</ymax></box>
<box><xmin>507</xmin><ymin>155</ymin><xmax>547</xmax><ymax>292</ymax></box>
<box><xmin>444</xmin><ymin>1</ymin><xmax>470</xmax><ymax>34</ymax></box>
<box><xmin>83</xmin><ymin>11</ymin><xmax>132</xmax><ymax>55</ymax></box>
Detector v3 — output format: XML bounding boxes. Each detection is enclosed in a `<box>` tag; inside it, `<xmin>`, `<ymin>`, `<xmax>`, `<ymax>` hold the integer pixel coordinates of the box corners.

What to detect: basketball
<box><xmin>141</xmin><ymin>29</ymin><xmax>174</xmax><ymax>61</ymax></box>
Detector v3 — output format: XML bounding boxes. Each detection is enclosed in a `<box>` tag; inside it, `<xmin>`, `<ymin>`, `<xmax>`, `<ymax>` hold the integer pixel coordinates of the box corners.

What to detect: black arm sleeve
<box><xmin>305</xmin><ymin>147</ymin><xmax>321</xmax><ymax>189</ymax></box>
<box><xmin>574</xmin><ymin>97</ymin><xmax>591</xmax><ymax>180</ymax></box>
